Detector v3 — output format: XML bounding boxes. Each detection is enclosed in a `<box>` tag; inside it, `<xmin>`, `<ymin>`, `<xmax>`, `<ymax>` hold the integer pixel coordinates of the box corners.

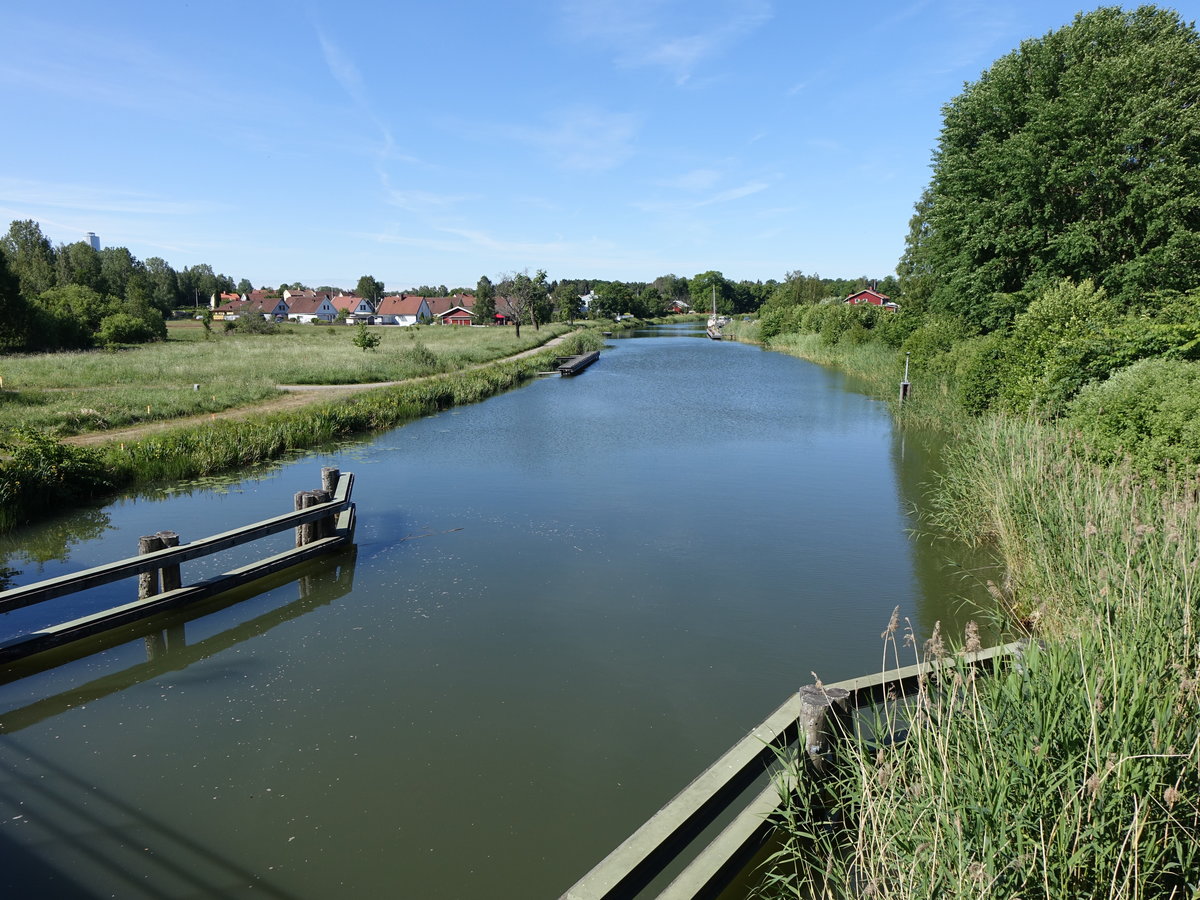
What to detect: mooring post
<box><xmin>320</xmin><ymin>467</ymin><xmax>341</xmax><ymax>537</ymax></box>
<box><xmin>798</xmin><ymin>684</ymin><xmax>851</xmax><ymax>777</ymax></box>
<box><xmin>295</xmin><ymin>492</ymin><xmax>316</xmax><ymax>547</ymax></box>
<box><xmin>138</xmin><ymin>534</ymin><xmax>165</xmax><ymax>599</ymax></box>
<box><xmin>156</xmin><ymin>531</ymin><xmax>182</xmax><ymax>593</ymax></box>
<box><xmin>311</xmin><ymin>489</ymin><xmax>333</xmax><ymax>538</ymax></box>
<box><xmin>899</xmin><ymin>351</ymin><xmax>912</xmax><ymax>403</ymax></box>
<box><xmin>321</xmin><ymin>466</ymin><xmax>340</xmax><ymax>493</ymax></box>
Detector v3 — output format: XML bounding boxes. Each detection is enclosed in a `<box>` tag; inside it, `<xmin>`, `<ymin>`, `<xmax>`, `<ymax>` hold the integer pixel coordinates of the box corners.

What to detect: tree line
<box><xmin>0</xmin><ymin>219</ymin><xmax>247</xmax><ymax>351</ymax></box>
<box><xmin>758</xmin><ymin>5</ymin><xmax>1200</xmax><ymax>474</ymax></box>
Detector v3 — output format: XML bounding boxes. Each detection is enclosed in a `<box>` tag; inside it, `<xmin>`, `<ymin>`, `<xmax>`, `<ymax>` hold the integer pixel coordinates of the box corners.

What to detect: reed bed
<box><xmin>757</xmin><ymin>417</ymin><xmax>1200</xmax><ymax>899</ymax></box>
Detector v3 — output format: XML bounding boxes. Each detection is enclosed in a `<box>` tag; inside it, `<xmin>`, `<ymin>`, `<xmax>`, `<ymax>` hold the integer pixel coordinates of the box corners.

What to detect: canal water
<box><xmin>0</xmin><ymin>325</ymin><xmax>996</xmax><ymax>898</ymax></box>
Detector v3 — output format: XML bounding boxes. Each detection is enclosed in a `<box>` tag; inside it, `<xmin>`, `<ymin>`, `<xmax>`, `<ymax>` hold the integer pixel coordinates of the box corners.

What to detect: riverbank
<box><xmin>722</xmin><ymin>320</ymin><xmax>1200</xmax><ymax>898</ymax></box>
<box><xmin>0</xmin><ymin>329</ymin><xmax>605</xmax><ymax>531</ymax></box>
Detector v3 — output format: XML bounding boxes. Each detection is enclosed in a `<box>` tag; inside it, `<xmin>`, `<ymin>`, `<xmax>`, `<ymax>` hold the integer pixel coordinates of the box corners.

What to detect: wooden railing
<box><xmin>0</xmin><ymin>468</ymin><xmax>356</xmax><ymax>665</ymax></box>
<box><xmin>561</xmin><ymin>640</ymin><xmax>1025</xmax><ymax>900</ymax></box>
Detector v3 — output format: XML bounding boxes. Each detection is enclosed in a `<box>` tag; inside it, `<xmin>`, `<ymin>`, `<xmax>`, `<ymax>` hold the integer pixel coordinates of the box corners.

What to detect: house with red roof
<box><xmin>331</xmin><ymin>294</ymin><xmax>376</xmax><ymax>322</ymax></box>
<box><xmin>286</xmin><ymin>295</ymin><xmax>338</xmax><ymax>323</ymax></box>
<box><xmin>374</xmin><ymin>294</ymin><xmax>432</xmax><ymax>326</ymax></box>
<box><xmin>844</xmin><ymin>288</ymin><xmax>899</xmax><ymax>311</ymax></box>
<box><xmin>428</xmin><ymin>294</ymin><xmax>476</xmax><ymax>325</ymax></box>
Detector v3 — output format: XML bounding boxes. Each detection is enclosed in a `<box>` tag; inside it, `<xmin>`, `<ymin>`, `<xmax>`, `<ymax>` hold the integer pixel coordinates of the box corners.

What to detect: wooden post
<box><xmin>310</xmin><ymin>489</ymin><xmax>333</xmax><ymax>538</ymax></box>
<box><xmin>295</xmin><ymin>492</ymin><xmax>316</xmax><ymax>547</ymax></box>
<box><xmin>156</xmin><ymin>531</ymin><xmax>181</xmax><ymax>592</ymax></box>
<box><xmin>137</xmin><ymin>534</ymin><xmax>165</xmax><ymax>599</ymax></box>
<box><xmin>320</xmin><ymin>468</ymin><xmax>340</xmax><ymax>537</ymax></box>
<box><xmin>321</xmin><ymin>467</ymin><xmax>340</xmax><ymax>493</ymax></box>
<box><xmin>899</xmin><ymin>352</ymin><xmax>912</xmax><ymax>404</ymax></box>
<box><xmin>798</xmin><ymin>685</ymin><xmax>851</xmax><ymax>777</ymax></box>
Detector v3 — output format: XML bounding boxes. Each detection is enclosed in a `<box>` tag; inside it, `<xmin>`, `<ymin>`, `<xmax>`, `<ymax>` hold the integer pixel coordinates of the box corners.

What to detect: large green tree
<box><xmin>2</xmin><ymin>220</ymin><xmax>57</xmax><ymax>301</ymax></box>
<box><xmin>474</xmin><ymin>275</ymin><xmax>496</xmax><ymax>324</ymax></box>
<box><xmin>900</xmin><ymin>6</ymin><xmax>1200</xmax><ymax>332</ymax></box>
<box><xmin>55</xmin><ymin>241</ymin><xmax>103</xmax><ymax>292</ymax></box>
<box><xmin>0</xmin><ymin>249</ymin><xmax>33</xmax><ymax>351</ymax></box>
<box><xmin>355</xmin><ymin>275</ymin><xmax>384</xmax><ymax>303</ymax></box>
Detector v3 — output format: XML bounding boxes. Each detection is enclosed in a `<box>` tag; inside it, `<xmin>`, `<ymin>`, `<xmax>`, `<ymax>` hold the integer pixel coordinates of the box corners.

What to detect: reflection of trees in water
<box><xmin>0</xmin><ymin>506</ymin><xmax>113</xmax><ymax>577</ymax></box>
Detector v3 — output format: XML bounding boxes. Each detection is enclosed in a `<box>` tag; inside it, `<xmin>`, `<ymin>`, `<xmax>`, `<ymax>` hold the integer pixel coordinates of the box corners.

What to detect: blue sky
<box><xmin>4</xmin><ymin>0</ymin><xmax>1196</xmax><ymax>292</ymax></box>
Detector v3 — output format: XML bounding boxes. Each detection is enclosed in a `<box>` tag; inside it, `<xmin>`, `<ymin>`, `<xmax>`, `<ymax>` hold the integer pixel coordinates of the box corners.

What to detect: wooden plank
<box><xmin>0</xmin><ymin>474</ymin><xmax>353</xmax><ymax>613</ymax></box>
<box><xmin>560</xmin><ymin>692</ymin><xmax>802</xmax><ymax>900</ymax></box>
<box><xmin>0</xmin><ymin>546</ymin><xmax>357</xmax><ymax>732</ymax></box>
<box><xmin>561</xmin><ymin>640</ymin><xmax>1026</xmax><ymax>899</ymax></box>
<box><xmin>657</xmin><ymin>781</ymin><xmax>784</xmax><ymax>900</ymax></box>
<box><xmin>0</xmin><ymin>535</ymin><xmax>349</xmax><ymax>663</ymax></box>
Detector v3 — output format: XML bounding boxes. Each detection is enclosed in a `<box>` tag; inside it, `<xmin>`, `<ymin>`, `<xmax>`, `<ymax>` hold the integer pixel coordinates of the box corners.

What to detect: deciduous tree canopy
<box><xmin>900</xmin><ymin>5</ymin><xmax>1200</xmax><ymax>332</ymax></box>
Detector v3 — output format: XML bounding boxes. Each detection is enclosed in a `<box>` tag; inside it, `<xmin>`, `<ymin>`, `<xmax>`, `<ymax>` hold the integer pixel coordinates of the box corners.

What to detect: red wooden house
<box><xmin>845</xmin><ymin>289</ymin><xmax>899</xmax><ymax>311</ymax></box>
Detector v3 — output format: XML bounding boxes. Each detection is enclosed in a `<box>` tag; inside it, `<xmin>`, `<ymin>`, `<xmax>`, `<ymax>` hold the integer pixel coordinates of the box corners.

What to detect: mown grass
<box><xmin>0</xmin><ymin>322</ymin><xmax>572</xmax><ymax>436</ymax></box>
<box><xmin>0</xmin><ymin>330</ymin><xmax>605</xmax><ymax>531</ymax></box>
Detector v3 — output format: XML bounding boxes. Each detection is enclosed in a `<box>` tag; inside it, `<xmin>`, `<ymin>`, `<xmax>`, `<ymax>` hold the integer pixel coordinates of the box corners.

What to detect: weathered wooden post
<box><xmin>798</xmin><ymin>684</ymin><xmax>851</xmax><ymax>777</ymax></box>
<box><xmin>295</xmin><ymin>492</ymin><xmax>317</xmax><ymax>547</ymax></box>
<box><xmin>138</xmin><ymin>534</ymin><xmax>165</xmax><ymax>599</ymax></box>
<box><xmin>156</xmin><ymin>531</ymin><xmax>181</xmax><ymax>592</ymax></box>
<box><xmin>138</xmin><ymin>533</ymin><xmax>166</xmax><ymax>660</ymax></box>
<box><xmin>320</xmin><ymin>467</ymin><xmax>340</xmax><ymax>537</ymax></box>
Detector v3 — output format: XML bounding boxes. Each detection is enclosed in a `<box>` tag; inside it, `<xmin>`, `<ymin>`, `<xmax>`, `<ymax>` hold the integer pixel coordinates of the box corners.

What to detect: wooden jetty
<box><xmin>557</xmin><ymin>350</ymin><xmax>601</xmax><ymax>376</ymax></box>
<box><xmin>0</xmin><ymin>468</ymin><xmax>356</xmax><ymax>665</ymax></box>
<box><xmin>560</xmin><ymin>639</ymin><xmax>1025</xmax><ymax>900</ymax></box>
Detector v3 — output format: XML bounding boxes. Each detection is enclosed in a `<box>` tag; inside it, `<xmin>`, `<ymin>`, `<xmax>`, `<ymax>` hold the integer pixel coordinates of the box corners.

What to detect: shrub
<box><xmin>98</xmin><ymin>312</ymin><xmax>157</xmax><ymax>345</ymax></box>
<box><xmin>0</xmin><ymin>428</ymin><xmax>112</xmax><ymax>529</ymax></box>
<box><xmin>952</xmin><ymin>332</ymin><xmax>1010</xmax><ymax>414</ymax></box>
<box><xmin>1066</xmin><ymin>357</ymin><xmax>1200</xmax><ymax>474</ymax></box>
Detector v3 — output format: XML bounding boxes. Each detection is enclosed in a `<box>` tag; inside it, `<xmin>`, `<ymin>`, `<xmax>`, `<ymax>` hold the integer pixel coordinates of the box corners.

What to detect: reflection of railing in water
<box><xmin>560</xmin><ymin>640</ymin><xmax>1025</xmax><ymax>900</ymax></box>
<box><xmin>0</xmin><ymin>468</ymin><xmax>356</xmax><ymax>667</ymax></box>
<box><xmin>0</xmin><ymin>546</ymin><xmax>357</xmax><ymax>731</ymax></box>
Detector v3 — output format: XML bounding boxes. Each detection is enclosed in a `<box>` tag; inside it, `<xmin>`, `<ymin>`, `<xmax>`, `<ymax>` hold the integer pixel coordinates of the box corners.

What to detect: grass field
<box><xmin>0</xmin><ymin>321</ymin><xmax>573</xmax><ymax>436</ymax></box>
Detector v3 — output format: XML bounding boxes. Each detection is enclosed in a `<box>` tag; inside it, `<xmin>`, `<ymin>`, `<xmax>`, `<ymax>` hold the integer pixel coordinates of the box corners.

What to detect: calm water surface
<box><xmin>0</xmin><ymin>326</ymin><xmax>995</xmax><ymax>898</ymax></box>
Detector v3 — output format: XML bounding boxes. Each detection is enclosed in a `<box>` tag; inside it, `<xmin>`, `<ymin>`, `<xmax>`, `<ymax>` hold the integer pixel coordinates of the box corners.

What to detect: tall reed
<box><xmin>758</xmin><ymin>417</ymin><xmax>1200</xmax><ymax>898</ymax></box>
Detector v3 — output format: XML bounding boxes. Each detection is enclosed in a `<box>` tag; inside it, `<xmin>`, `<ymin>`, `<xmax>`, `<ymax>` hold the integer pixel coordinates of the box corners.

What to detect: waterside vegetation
<box><xmin>0</xmin><ymin>329</ymin><xmax>604</xmax><ymax>531</ymax></box>
<box><xmin>735</xmin><ymin>6</ymin><xmax>1200</xmax><ymax>895</ymax></box>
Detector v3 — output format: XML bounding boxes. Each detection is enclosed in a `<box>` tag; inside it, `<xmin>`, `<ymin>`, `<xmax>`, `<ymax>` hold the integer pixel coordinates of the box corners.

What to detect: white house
<box><xmin>374</xmin><ymin>295</ymin><xmax>432</xmax><ymax>326</ymax></box>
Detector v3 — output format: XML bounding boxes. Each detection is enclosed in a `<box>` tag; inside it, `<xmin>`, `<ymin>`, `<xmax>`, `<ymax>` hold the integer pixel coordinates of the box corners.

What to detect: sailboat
<box><xmin>706</xmin><ymin>286</ymin><xmax>724</xmax><ymax>340</ymax></box>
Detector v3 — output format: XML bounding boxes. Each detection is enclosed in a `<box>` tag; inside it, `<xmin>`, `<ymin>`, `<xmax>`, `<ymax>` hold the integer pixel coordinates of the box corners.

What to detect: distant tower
<box><xmin>86</xmin><ymin>232</ymin><xmax>100</xmax><ymax>251</ymax></box>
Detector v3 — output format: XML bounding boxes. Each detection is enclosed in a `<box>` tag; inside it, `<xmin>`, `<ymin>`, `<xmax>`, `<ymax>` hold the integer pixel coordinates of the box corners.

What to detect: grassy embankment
<box><xmin>0</xmin><ymin>324</ymin><xmax>604</xmax><ymax>531</ymax></box>
<box><xmin>722</xmin><ymin>319</ymin><xmax>1200</xmax><ymax>899</ymax></box>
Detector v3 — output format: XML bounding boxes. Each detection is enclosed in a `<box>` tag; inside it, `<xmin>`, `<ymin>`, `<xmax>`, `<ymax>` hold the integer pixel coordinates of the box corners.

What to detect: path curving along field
<box><xmin>63</xmin><ymin>333</ymin><xmax>574</xmax><ymax>448</ymax></box>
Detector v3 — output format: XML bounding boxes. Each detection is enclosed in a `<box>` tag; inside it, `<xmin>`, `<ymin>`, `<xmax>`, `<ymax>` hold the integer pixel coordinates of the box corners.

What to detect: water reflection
<box><xmin>0</xmin><ymin>548</ymin><xmax>357</xmax><ymax>729</ymax></box>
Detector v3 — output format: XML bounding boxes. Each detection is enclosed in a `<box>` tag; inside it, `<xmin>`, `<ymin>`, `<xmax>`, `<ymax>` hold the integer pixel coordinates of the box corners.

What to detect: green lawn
<box><xmin>0</xmin><ymin>321</ymin><xmax>571</xmax><ymax>436</ymax></box>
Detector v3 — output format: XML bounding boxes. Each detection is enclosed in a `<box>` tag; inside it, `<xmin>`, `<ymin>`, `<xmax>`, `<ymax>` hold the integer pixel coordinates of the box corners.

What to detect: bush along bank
<box><xmin>732</xmin><ymin>310</ymin><xmax>1200</xmax><ymax>897</ymax></box>
<box><xmin>0</xmin><ymin>332</ymin><xmax>604</xmax><ymax>532</ymax></box>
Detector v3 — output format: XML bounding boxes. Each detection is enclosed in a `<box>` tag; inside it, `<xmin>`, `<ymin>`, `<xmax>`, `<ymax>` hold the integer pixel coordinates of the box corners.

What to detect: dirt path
<box><xmin>64</xmin><ymin>334</ymin><xmax>572</xmax><ymax>448</ymax></box>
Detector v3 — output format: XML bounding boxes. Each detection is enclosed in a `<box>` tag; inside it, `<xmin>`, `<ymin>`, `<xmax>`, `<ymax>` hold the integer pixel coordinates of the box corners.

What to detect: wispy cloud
<box><xmin>657</xmin><ymin>168</ymin><xmax>722</xmax><ymax>191</ymax></box>
<box><xmin>634</xmin><ymin>178</ymin><xmax>771</xmax><ymax>214</ymax></box>
<box><xmin>498</xmin><ymin>107</ymin><xmax>640</xmax><ymax>171</ymax></box>
<box><xmin>560</xmin><ymin>0</ymin><xmax>772</xmax><ymax>85</ymax></box>
<box><xmin>0</xmin><ymin>178</ymin><xmax>209</xmax><ymax>217</ymax></box>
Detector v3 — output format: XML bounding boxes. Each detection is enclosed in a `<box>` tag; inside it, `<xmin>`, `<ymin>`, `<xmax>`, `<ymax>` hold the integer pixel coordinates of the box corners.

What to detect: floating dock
<box><xmin>556</xmin><ymin>350</ymin><xmax>601</xmax><ymax>376</ymax></box>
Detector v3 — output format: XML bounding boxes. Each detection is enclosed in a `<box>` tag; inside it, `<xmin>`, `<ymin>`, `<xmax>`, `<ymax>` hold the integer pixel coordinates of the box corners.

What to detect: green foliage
<box><xmin>98</xmin><ymin>312</ymin><xmax>158</xmax><ymax>346</ymax></box>
<box><xmin>1067</xmin><ymin>358</ymin><xmax>1200</xmax><ymax>474</ymax></box>
<box><xmin>0</xmin><ymin>247</ymin><xmax>34</xmax><ymax>352</ymax></box>
<box><xmin>902</xmin><ymin>7</ymin><xmax>1200</xmax><ymax>332</ymax></box>
<box><xmin>352</xmin><ymin>322</ymin><xmax>382</xmax><ymax>352</ymax></box>
<box><xmin>0</xmin><ymin>428</ymin><xmax>112</xmax><ymax>529</ymax></box>
<box><xmin>2</xmin><ymin>219</ymin><xmax>57</xmax><ymax>301</ymax></box>
<box><xmin>226</xmin><ymin>314</ymin><xmax>278</xmax><ymax>335</ymax></box>
<box><xmin>355</xmin><ymin>274</ymin><xmax>384</xmax><ymax>302</ymax></box>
